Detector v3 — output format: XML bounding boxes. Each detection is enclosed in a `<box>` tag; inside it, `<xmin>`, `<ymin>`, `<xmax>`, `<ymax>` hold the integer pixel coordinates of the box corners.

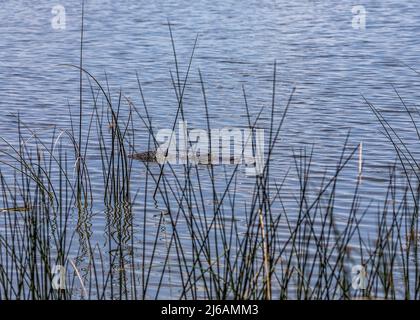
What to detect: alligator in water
<box><xmin>128</xmin><ymin>150</ymin><xmax>237</xmax><ymax>165</ymax></box>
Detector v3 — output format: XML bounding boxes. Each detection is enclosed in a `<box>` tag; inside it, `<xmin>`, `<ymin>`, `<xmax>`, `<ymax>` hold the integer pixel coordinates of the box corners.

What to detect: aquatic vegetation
<box><xmin>0</xmin><ymin>19</ymin><xmax>419</xmax><ymax>300</ymax></box>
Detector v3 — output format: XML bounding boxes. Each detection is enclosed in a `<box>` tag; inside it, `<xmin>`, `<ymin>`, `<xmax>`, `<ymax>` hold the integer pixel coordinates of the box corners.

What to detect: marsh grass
<box><xmin>0</xmin><ymin>17</ymin><xmax>419</xmax><ymax>300</ymax></box>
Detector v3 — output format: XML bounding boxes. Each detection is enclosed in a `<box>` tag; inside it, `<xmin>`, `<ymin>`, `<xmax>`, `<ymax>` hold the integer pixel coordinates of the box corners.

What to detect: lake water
<box><xmin>1</xmin><ymin>0</ymin><xmax>420</xmax><ymax>299</ymax></box>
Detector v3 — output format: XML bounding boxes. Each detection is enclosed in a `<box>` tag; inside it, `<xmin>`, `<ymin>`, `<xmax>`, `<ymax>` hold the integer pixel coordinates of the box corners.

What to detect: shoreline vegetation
<box><xmin>0</xmin><ymin>19</ymin><xmax>420</xmax><ymax>300</ymax></box>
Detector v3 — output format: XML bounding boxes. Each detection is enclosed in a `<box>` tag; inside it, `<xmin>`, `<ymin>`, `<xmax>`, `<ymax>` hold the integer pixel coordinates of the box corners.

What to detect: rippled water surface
<box><xmin>1</xmin><ymin>0</ymin><xmax>420</xmax><ymax>298</ymax></box>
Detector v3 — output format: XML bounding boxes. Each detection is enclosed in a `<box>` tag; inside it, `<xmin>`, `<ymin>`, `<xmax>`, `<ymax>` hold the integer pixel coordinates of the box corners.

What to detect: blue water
<box><xmin>1</xmin><ymin>0</ymin><xmax>420</xmax><ymax>298</ymax></box>
<box><xmin>1</xmin><ymin>1</ymin><xmax>420</xmax><ymax>167</ymax></box>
